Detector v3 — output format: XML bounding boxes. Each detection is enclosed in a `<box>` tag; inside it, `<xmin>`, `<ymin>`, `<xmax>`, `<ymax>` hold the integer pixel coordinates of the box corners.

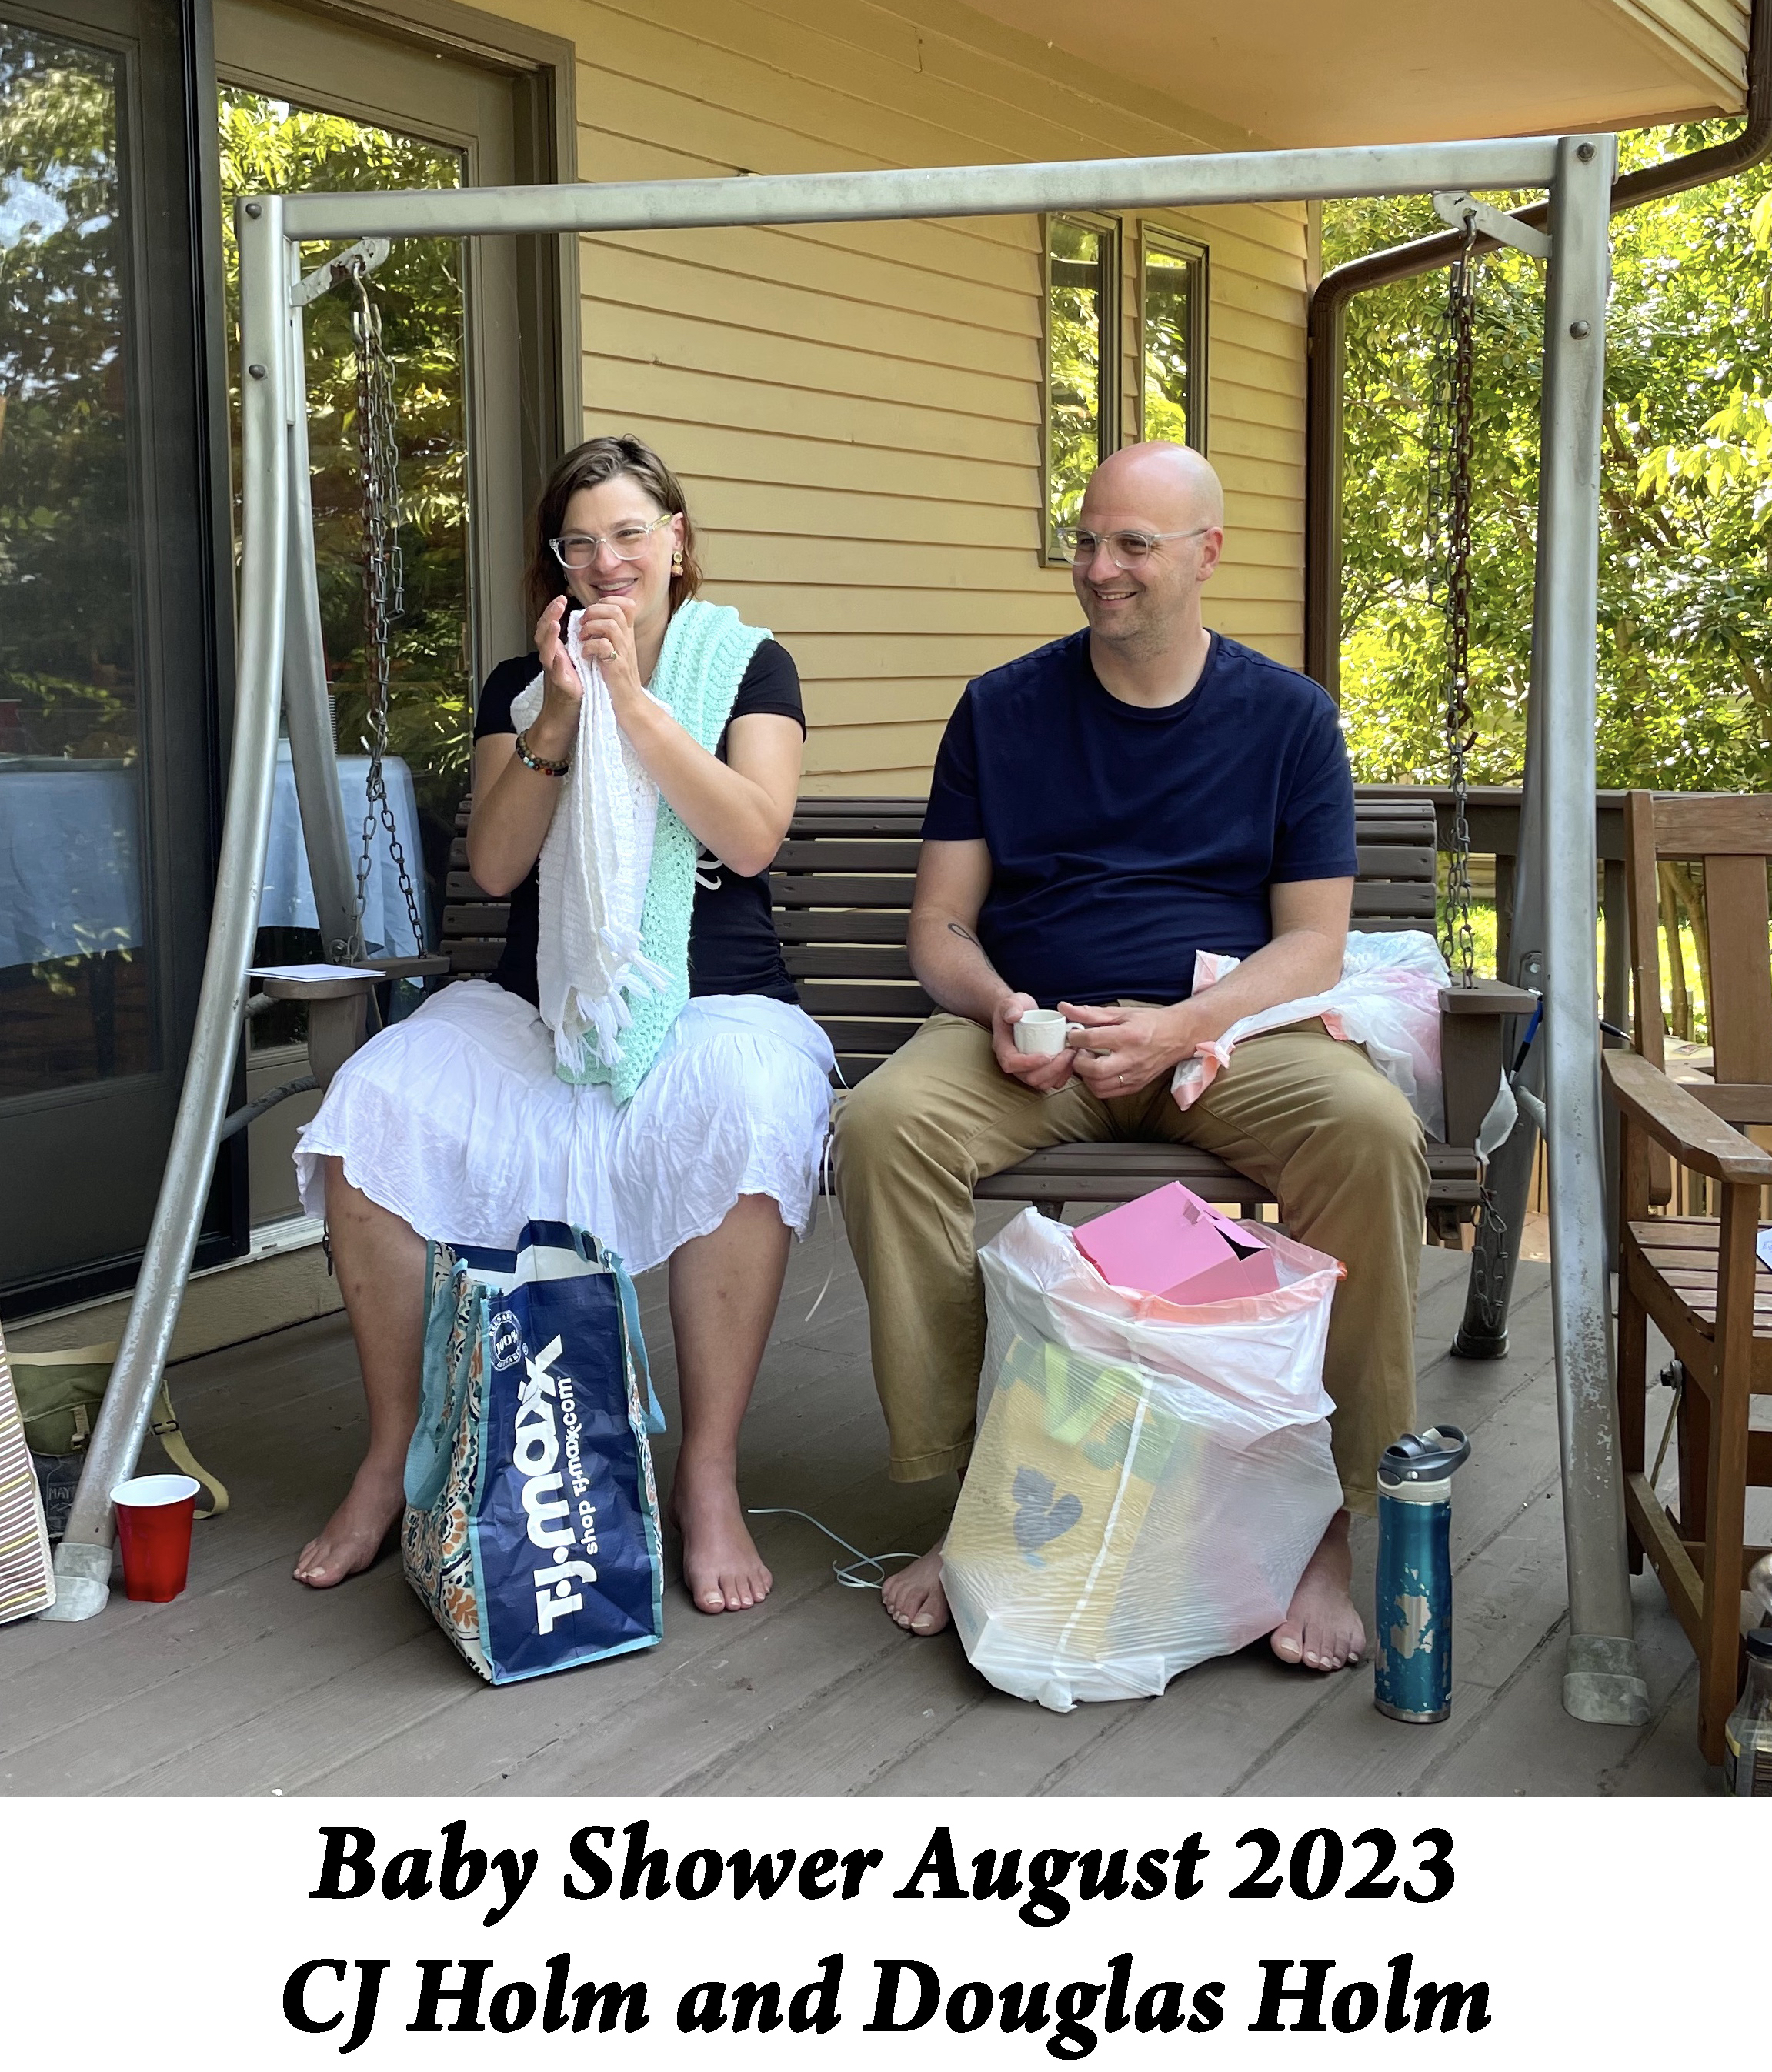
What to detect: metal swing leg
<box><xmin>1535</xmin><ymin>137</ymin><xmax>1649</xmax><ymax>1725</ymax></box>
<box><xmin>44</xmin><ymin>199</ymin><xmax>295</xmax><ymax>1619</ymax></box>
<box><xmin>44</xmin><ymin>225</ymin><xmax>418</xmax><ymax>1620</ymax></box>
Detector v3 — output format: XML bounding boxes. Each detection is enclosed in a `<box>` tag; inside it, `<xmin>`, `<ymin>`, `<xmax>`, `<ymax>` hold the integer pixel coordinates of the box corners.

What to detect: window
<box><xmin>1140</xmin><ymin>226</ymin><xmax>1207</xmax><ymax>449</ymax></box>
<box><xmin>1044</xmin><ymin>213</ymin><xmax>1118</xmax><ymax>558</ymax></box>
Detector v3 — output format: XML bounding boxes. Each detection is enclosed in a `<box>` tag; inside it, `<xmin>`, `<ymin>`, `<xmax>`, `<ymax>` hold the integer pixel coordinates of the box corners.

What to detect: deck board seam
<box><xmin>1405</xmin><ymin>1612</ymin><xmax>1574</xmax><ymax>1797</ymax></box>
<box><xmin>1223</xmin><ymin>1454</ymin><xmax>1567</xmax><ymax>1795</ymax></box>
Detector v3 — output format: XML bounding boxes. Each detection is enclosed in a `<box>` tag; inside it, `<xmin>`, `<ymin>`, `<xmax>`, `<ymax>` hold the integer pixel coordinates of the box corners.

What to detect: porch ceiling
<box><xmin>971</xmin><ymin>0</ymin><xmax>1749</xmax><ymax>148</ymax></box>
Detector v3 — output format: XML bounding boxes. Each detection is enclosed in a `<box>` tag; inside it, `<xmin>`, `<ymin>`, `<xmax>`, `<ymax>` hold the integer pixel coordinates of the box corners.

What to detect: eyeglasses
<box><xmin>1058</xmin><ymin>524</ymin><xmax>1213</xmax><ymax>568</ymax></box>
<box><xmin>549</xmin><ymin>512</ymin><xmax>675</xmax><ymax>569</ymax></box>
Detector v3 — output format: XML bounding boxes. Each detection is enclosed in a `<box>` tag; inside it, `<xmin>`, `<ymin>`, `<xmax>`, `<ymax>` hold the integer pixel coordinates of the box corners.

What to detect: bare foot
<box><xmin>1270</xmin><ymin>1510</ymin><xmax>1365</xmax><ymax>1670</ymax></box>
<box><xmin>294</xmin><ymin>1460</ymin><xmax>405</xmax><ymax>1588</ymax></box>
<box><xmin>882</xmin><ymin>1540</ymin><xmax>949</xmax><ymax>1635</ymax></box>
<box><xmin>670</xmin><ymin>1461</ymin><xmax>772</xmax><ymax>1613</ymax></box>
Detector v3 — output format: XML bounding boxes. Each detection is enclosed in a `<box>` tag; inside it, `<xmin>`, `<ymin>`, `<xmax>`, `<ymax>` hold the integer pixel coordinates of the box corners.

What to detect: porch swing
<box><xmin>309</xmin><ymin>228</ymin><xmax>1538</xmax><ymax>1240</ymax></box>
<box><xmin>1423</xmin><ymin>199</ymin><xmax>1546</xmax><ymax>1307</ymax></box>
<box><xmin>231</xmin><ymin>242</ymin><xmax>450</xmax><ymax>1132</ymax></box>
<box><xmin>42</xmin><ymin>132</ymin><xmax>1653</xmax><ymax>1734</ymax></box>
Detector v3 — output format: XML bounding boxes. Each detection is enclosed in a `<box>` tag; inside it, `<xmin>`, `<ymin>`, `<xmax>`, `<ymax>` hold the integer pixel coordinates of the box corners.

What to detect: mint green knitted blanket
<box><xmin>556</xmin><ymin>598</ymin><xmax>771</xmax><ymax>1103</ymax></box>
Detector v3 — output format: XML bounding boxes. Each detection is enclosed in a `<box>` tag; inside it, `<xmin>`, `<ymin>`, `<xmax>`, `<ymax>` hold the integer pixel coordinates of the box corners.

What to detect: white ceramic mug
<box><xmin>1013</xmin><ymin>1008</ymin><xmax>1085</xmax><ymax>1056</ymax></box>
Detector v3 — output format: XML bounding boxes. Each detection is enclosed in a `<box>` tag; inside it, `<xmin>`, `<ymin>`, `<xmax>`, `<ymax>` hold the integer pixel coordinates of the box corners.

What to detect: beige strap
<box><xmin>15</xmin><ymin>1340</ymin><xmax>228</xmax><ymax>1518</ymax></box>
<box><xmin>150</xmin><ymin>1384</ymin><xmax>229</xmax><ymax>1520</ymax></box>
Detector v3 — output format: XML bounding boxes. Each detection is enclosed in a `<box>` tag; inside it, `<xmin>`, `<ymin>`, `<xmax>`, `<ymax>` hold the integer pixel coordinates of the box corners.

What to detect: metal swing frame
<box><xmin>44</xmin><ymin>132</ymin><xmax>1652</xmax><ymax>1728</ymax></box>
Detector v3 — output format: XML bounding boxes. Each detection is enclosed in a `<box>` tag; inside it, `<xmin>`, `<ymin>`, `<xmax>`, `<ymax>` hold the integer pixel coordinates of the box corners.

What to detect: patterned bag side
<box><xmin>402</xmin><ymin>1243</ymin><xmax>495</xmax><ymax>1680</ymax></box>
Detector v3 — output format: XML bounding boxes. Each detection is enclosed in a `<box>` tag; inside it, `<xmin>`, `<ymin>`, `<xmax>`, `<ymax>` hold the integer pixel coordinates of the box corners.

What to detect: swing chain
<box><xmin>1466</xmin><ymin>1171</ymin><xmax>1509</xmax><ymax>1331</ymax></box>
<box><xmin>1430</xmin><ymin>210</ymin><xmax>1480</xmax><ymax>990</ymax></box>
<box><xmin>346</xmin><ymin>257</ymin><xmax>427</xmax><ymax>959</ymax></box>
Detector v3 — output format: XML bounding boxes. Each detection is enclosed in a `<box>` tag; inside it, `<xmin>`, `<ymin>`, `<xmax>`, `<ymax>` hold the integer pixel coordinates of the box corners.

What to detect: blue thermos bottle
<box><xmin>1373</xmin><ymin>1425</ymin><xmax>1472</xmax><ymax>1723</ymax></box>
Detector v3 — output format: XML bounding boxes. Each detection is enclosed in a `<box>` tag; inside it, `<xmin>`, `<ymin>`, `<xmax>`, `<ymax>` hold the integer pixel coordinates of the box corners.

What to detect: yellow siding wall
<box><xmin>490</xmin><ymin>0</ymin><xmax>1308</xmax><ymax>790</ymax></box>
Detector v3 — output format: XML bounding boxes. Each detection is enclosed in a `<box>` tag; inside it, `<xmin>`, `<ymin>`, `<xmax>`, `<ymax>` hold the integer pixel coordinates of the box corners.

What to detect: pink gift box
<box><xmin>1074</xmin><ymin>1182</ymin><xmax>1280</xmax><ymax>1306</ymax></box>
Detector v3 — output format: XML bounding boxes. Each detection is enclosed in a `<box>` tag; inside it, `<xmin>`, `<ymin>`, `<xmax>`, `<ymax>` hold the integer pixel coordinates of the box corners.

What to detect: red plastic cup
<box><xmin>111</xmin><ymin>1474</ymin><xmax>200</xmax><ymax>1602</ymax></box>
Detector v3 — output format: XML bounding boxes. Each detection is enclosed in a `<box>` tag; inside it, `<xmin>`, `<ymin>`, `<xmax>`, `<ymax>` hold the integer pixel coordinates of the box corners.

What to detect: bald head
<box><xmin>1082</xmin><ymin>441</ymin><xmax>1224</xmax><ymax>532</ymax></box>
<box><xmin>1069</xmin><ymin>440</ymin><xmax>1224</xmax><ymax>673</ymax></box>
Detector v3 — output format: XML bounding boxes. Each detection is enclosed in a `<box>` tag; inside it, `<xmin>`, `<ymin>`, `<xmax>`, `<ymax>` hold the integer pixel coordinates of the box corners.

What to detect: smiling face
<box><xmin>559</xmin><ymin>475</ymin><xmax>685</xmax><ymax>642</ymax></box>
<box><xmin>1070</xmin><ymin>442</ymin><xmax>1225</xmax><ymax>653</ymax></box>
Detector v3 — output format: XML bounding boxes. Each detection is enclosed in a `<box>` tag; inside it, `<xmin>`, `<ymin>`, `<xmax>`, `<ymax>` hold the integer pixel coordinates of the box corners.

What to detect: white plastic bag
<box><xmin>1174</xmin><ymin>932</ymin><xmax>1448</xmax><ymax>1138</ymax></box>
<box><xmin>943</xmin><ymin>1209</ymin><xmax>1344</xmax><ymax>1711</ymax></box>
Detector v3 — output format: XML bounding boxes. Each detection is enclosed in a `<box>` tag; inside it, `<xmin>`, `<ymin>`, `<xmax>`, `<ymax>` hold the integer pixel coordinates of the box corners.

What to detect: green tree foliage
<box><xmin>1141</xmin><ymin>245</ymin><xmax>1194</xmax><ymax>445</ymax></box>
<box><xmin>218</xmin><ymin>90</ymin><xmax>472</xmax><ymax>922</ymax></box>
<box><xmin>0</xmin><ymin>26</ymin><xmax>135</xmax><ymax>759</ymax></box>
<box><xmin>1328</xmin><ymin>125</ymin><xmax>1772</xmax><ymax>795</ymax></box>
<box><xmin>1047</xmin><ymin>218</ymin><xmax>1108</xmax><ymax>546</ymax></box>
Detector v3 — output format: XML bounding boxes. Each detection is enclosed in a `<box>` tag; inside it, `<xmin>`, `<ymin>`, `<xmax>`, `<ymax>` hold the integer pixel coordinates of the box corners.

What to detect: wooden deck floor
<box><xmin>0</xmin><ymin>1214</ymin><xmax>1730</xmax><ymax>1797</ymax></box>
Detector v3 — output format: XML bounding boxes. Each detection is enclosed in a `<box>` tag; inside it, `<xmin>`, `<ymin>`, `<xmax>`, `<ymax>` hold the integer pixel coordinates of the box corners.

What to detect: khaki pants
<box><xmin>833</xmin><ymin>1013</ymin><xmax>1430</xmax><ymax>1516</ymax></box>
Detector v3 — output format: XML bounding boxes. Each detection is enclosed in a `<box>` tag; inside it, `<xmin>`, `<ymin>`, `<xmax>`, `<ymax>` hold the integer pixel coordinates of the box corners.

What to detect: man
<box><xmin>833</xmin><ymin>441</ymin><xmax>1428</xmax><ymax>1671</ymax></box>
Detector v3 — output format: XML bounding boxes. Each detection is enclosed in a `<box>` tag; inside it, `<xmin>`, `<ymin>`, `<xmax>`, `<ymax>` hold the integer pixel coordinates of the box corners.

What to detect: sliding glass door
<box><xmin>0</xmin><ymin>0</ymin><xmax>232</xmax><ymax>1310</ymax></box>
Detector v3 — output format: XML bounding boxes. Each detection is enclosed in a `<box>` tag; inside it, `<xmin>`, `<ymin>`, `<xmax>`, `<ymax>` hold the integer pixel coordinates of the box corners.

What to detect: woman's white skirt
<box><xmin>294</xmin><ymin>981</ymin><xmax>835</xmax><ymax>1273</ymax></box>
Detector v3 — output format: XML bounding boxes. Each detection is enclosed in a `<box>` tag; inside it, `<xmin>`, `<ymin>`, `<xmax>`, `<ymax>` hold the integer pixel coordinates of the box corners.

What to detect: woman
<box><xmin>292</xmin><ymin>434</ymin><xmax>832</xmax><ymax>1615</ymax></box>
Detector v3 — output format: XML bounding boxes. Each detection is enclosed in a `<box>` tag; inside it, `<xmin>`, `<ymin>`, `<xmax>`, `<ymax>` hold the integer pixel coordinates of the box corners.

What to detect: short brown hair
<box><xmin>524</xmin><ymin>433</ymin><xmax>702</xmax><ymax>621</ymax></box>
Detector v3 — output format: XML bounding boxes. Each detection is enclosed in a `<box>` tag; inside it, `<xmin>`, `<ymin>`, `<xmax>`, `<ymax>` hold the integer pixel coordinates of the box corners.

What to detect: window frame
<box><xmin>1137</xmin><ymin>221</ymin><xmax>1210</xmax><ymax>455</ymax></box>
<box><xmin>1041</xmin><ymin>209</ymin><xmax>1121</xmax><ymax>566</ymax></box>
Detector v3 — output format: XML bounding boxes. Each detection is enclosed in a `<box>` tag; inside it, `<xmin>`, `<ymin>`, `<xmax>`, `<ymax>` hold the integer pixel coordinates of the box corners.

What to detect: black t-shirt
<box><xmin>923</xmin><ymin>629</ymin><xmax>1357</xmax><ymax>1006</ymax></box>
<box><xmin>472</xmin><ymin>637</ymin><xmax>806</xmax><ymax>1006</ymax></box>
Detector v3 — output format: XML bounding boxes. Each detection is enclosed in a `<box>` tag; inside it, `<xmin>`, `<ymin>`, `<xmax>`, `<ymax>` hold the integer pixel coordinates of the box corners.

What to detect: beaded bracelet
<box><xmin>513</xmin><ymin>728</ymin><xmax>572</xmax><ymax>777</ymax></box>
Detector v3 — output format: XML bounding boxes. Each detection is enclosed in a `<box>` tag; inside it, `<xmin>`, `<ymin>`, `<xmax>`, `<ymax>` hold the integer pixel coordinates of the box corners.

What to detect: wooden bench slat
<box><xmin>770</xmin><ymin>876</ymin><xmax>917</xmax><ymax>907</ymax></box>
<box><xmin>795</xmin><ymin>796</ymin><xmax>928</xmax><ymax>809</ymax></box>
<box><xmin>775</xmin><ymin>880</ymin><xmax>1438</xmax><ymax>916</ymax></box>
<box><xmin>969</xmin><ymin>1144</ymin><xmax>1483</xmax><ymax>1208</ymax></box>
<box><xmin>446</xmin><ymin>940</ymin><xmax>505</xmax><ymax>973</ymax></box>
<box><xmin>1354</xmin><ymin>842</ymin><xmax>1434</xmax><ymax>879</ymax></box>
<box><xmin>770</xmin><ymin>837</ymin><xmax>1437</xmax><ymax>880</ymax></box>
<box><xmin>773</xmin><ymin>909</ymin><xmax>911</xmax><ymax>945</ymax></box>
<box><xmin>812</xmin><ymin>1017</ymin><xmax>924</xmax><ymax>1053</ymax></box>
<box><xmin>1351</xmin><ymin>883</ymin><xmax>1437</xmax><ymax>917</ymax></box>
<box><xmin>1000</xmin><ymin>1139</ymin><xmax>1476</xmax><ymax>1176</ymax></box>
<box><xmin>792</xmin><ymin>794</ymin><xmax>1434</xmax><ymax>818</ymax></box>
<box><xmin>784</xmin><ymin>944</ymin><xmax>915</xmax><ymax>979</ymax></box>
<box><xmin>971</xmin><ymin>1176</ymin><xmax>1486</xmax><ymax>1206</ymax></box>
<box><xmin>774</xmin><ymin>840</ymin><xmax>923</xmax><ymax>872</ymax></box>
<box><xmin>442</xmin><ymin>903</ymin><xmax>510</xmax><ymax>936</ymax></box>
<box><xmin>797</xmin><ymin>979</ymin><xmax>934</xmax><ymax>1018</ymax></box>
<box><xmin>789</xmin><ymin>817</ymin><xmax>927</xmax><ymax>838</ymax></box>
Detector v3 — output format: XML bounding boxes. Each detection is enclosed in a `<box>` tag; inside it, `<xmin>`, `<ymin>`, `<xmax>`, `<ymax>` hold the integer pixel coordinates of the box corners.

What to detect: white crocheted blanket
<box><xmin>509</xmin><ymin>610</ymin><xmax>669</xmax><ymax>1073</ymax></box>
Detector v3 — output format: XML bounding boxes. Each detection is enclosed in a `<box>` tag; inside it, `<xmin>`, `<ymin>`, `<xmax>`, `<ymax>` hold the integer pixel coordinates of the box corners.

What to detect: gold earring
<box><xmin>672</xmin><ymin>552</ymin><xmax>685</xmax><ymax>572</ymax></box>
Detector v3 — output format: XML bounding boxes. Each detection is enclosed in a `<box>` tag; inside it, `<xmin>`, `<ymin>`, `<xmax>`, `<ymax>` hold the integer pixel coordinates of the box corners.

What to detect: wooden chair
<box><xmin>444</xmin><ymin>792</ymin><xmax>1530</xmax><ymax>1222</ymax></box>
<box><xmin>1606</xmin><ymin>790</ymin><xmax>1772</xmax><ymax>1763</ymax></box>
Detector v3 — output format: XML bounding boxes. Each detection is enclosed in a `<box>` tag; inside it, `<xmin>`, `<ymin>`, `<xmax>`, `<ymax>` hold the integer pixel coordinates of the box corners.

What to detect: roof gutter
<box><xmin>1303</xmin><ymin>0</ymin><xmax>1772</xmax><ymax>692</ymax></box>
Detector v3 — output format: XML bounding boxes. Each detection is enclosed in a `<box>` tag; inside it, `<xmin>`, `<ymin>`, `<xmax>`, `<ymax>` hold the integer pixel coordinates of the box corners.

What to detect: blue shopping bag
<box><xmin>402</xmin><ymin>1220</ymin><xmax>666</xmax><ymax>1683</ymax></box>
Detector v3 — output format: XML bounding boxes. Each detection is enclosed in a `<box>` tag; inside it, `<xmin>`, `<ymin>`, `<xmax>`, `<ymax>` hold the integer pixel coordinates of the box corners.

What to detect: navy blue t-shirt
<box><xmin>922</xmin><ymin>629</ymin><xmax>1357</xmax><ymax>1006</ymax></box>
